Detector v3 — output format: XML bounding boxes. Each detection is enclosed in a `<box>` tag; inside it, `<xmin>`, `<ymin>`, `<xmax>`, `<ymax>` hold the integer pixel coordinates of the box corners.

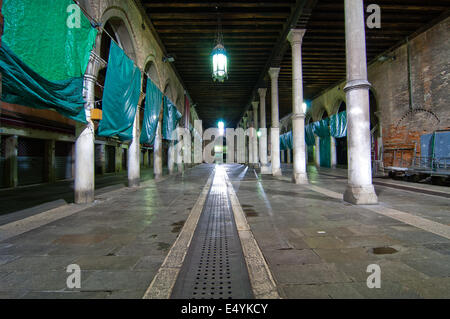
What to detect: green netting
<box><xmin>0</xmin><ymin>44</ymin><xmax>87</xmax><ymax>123</ymax></box>
<box><xmin>0</xmin><ymin>0</ymin><xmax>97</xmax><ymax>123</ymax></box>
<box><xmin>2</xmin><ymin>0</ymin><xmax>97</xmax><ymax>81</ymax></box>
<box><xmin>140</xmin><ymin>78</ymin><xmax>163</xmax><ymax>145</ymax></box>
<box><xmin>98</xmin><ymin>41</ymin><xmax>141</xmax><ymax>141</ymax></box>
<box><xmin>162</xmin><ymin>96</ymin><xmax>182</xmax><ymax>141</ymax></box>
<box><xmin>312</xmin><ymin>118</ymin><xmax>330</xmax><ymax>138</ymax></box>
<box><xmin>305</xmin><ymin>124</ymin><xmax>315</xmax><ymax>146</ymax></box>
<box><xmin>320</xmin><ymin>135</ymin><xmax>331</xmax><ymax>168</ymax></box>
<box><xmin>279</xmin><ymin>133</ymin><xmax>287</xmax><ymax>150</ymax></box>
<box><xmin>330</xmin><ymin>111</ymin><xmax>347</xmax><ymax>138</ymax></box>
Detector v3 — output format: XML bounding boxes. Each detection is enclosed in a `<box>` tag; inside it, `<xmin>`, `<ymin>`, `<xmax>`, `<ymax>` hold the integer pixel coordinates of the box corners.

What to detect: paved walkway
<box><xmin>0</xmin><ymin>163</ymin><xmax>449</xmax><ymax>299</ymax></box>
<box><xmin>227</xmin><ymin>164</ymin><xmax>450</xmax><ymax>298</ymax></box>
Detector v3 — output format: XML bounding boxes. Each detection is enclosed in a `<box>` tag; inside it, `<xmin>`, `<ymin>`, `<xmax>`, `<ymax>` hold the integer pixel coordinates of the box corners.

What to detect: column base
<box><xmin>75</xmin><ymin>190</ymin><xmax>94</xmax><ymax>204</ymax></box>
<box><xmin>293</xmin><ymin>172</ymin><xmax>309</xmax><ymax>185</ymax></box>
<box><xmin>272</xmin><ymin>168</ymin><xmax>282</xmax><ymax>177</ymax></box>
<box><xmin>344</xmin><ymin>185</ymin><xmax>378</xmax><ymax>205</ymax></box>
<box><xmin>128</xmin><ymin>178</ymin><xmax>140</xmax><ymax>188</ymax></box>
<box><xmin>260</xmin><ymin>165</ymin><xmax>271</xmax><ymax>174</ymax></box>
<box><xmin>154</xmin><ymin>173</ymin><xmax>162</xmax><ymax>180</ymax></box>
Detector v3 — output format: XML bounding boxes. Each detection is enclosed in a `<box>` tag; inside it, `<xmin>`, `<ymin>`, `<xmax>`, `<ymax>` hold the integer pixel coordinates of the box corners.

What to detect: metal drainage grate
<box><xmin>171</xmin><ymin>170</ymin><xmax>253</xmax><ymax>299</ymax></box>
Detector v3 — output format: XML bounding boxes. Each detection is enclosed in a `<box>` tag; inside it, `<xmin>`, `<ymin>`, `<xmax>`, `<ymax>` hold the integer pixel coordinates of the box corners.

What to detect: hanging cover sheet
<box><xmin>162</xmin><ymin>96</ymin><xmax>182</xmax><ymax>141</ymax></box>
<box><xmin>140</xmin><ymin>78</ymin><xmax>163</xmax><ymax>145</ymax></box>
<box><xmin>0</xmin><ymin>0</ymin><xmax>97</xmax><ymax>123</ymax></box>
<box><xmin>330</xmin><ymin>111</ymin><xmax>347</xmax><ymax>138</ymax></box>
<box><xmin>98</xmin><ymin>41</ymin><xmax>141</xmax><ymax>141</ymax></box>
<box><xmin>280</xmin><ymin>133</ymin><xmax>287</xmax><ymax>151</ymax></box>
<box><xmin>312</xmin><ymin>118</ymin><xmax>330</xmax><ymax>138</ymax></box>
<box><xmin>305</xmin><ymin>124</ymin><xmax>315</xmax><ymax>146</ymax></box>
<box><xmin>320</xmin><ymin>135</ymin><xmax>331</xmax><ymax>168</ymax></box>
<box><xmin>285</xmin><ymin>131</ymin><xmax>293</xmax><ymax>150</ymax></box>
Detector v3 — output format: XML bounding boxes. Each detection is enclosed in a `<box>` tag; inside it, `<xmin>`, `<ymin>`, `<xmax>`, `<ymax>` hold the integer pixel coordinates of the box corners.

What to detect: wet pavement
<box><xmin>0</xmin><ymin>163</ymin><xmax>449</xmax><ymax>299</ymax></box>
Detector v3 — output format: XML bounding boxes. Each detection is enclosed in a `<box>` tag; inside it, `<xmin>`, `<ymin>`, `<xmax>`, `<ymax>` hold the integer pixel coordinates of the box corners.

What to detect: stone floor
<box><xmin>0</xmin><ymin>163</ymin><xmax>449</xmax><ymax>299</ymax></box>
<box><xmin>226</xmin><ymin>164</ymin><xmax>450</xmax><ymax>299</ymax></box>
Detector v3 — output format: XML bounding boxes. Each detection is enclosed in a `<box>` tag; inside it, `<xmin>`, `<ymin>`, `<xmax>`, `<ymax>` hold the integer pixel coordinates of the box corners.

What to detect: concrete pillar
<box><xmin>343</xmin><ymin>0</ymin><xmax>378</xmax><ymax>204</ymax></box>
<box><xmin>75</xmin><ymin>52</ymin><xmax>101</xmax><ymax>204</ymax></box>
<box><xmin>154</xmin><ymin>118</ymin><xmax>163</xmax><ymax>179</ymax></box>
<box><xmin>331</xmin><ymin>137</ymin><xmax>337</xmax><ymax>168</ymax></box>
<box><xmin>288</xmin><ymin>29</ymin><xmax>308</xmax><ymax>185</ymax></box>
<box><xmin>258</xmin><ymin>88</ymin><xmax>270</xmax><ymax>174</ymax></box>
<box><xmin>5</xmin><ymin>136</ymin><xmax>18</xmax><ymax>188</ymax></box>
<box><xmin>115</xmin><ymin>145</ymin><xmax>122</xmax><ymax>172</ymax></box>
<box><xmin>168</xmin><ymin>141</ymin><xmax>175</xmax><ymax>175</ymax></box>
<box><xmin>268</xmin><ymin>67</ymin><xmax>282</xmax><ymax>176</ymax></box>
<box><xmin>252</xmin><ymin>102</ymin><xmax>259</xmax><ymax>167</ymax></box>
<box><xmin>45</xmin><ymin>140</ymin><xmax>56</xmax><ymax>183</ymax></box>
<box><xmin>315</xmin><ymin>136</ymin><xmax>320</xmax><ymax>168</ymax></box>
<box><xmin>287</xmin><ymin>149</ymin><xmax>292</xmax><ymax>164</ymax></box>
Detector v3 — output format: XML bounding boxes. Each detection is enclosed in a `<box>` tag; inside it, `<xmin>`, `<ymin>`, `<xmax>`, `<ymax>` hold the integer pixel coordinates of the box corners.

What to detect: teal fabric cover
<box><xmin>330</xmin><ymin>111</ymin><xmax>347</xmax><ymax>138</ymax></box>
<box><xmin>305</xmin><ymin>124</ymin><xmax>316</xmax><ymax>146</ymax></box>
<box><xmin>285</xmin><ymin>131</ymin><xmax>293</xmax><ymax>150</ymax></box>
<box><xmin>0</xmin><ymin>44</ymin><xmax>87</xmax><ymax>123</ymax></box>
<box><xmin>98</xmin><ymin>42</ymin><xmax>141</xmax><ymax>141</ymax></box>
<box><xmin>312</xmin><ymin>118</ymin><xmax>330</xmax><ymax>138</ymax></box>
<box><xmin>280</xmin><ymin>133</ymin><xmax>287</xmax><ymax>151</ymax></box>
<box><xmin>320</xmin><ymin>135</ymin><xmax>331</xmax><ymax>168</ymax></box>
<box><xmin>140</xmin><ymin>78</ymin><xmax>163</xmax><ymax>145</ymax></box>
<box><xmin>162</xmin><ymin>96</ymin><xmax>182</xmax><ymax>141</ymax></box>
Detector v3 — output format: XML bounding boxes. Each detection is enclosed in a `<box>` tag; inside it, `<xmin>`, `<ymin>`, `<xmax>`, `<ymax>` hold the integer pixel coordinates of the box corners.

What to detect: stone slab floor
<box><xmin>226</xmin><ymin>164</ymin><xmax>450</xmax><ymax>299</ymax></box>
<box><xmin>0</xmin><ymin>165</ymin><xmax>214</xmax><ymax>298</ymax></box>
<box><xmin>0</xmin><ymin>163</ymin><xmax>449</xmax><ymax>299</ymax></box>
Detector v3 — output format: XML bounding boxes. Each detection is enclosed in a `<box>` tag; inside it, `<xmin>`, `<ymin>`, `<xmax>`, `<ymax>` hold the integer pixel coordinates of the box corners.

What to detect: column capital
<box><xmin>251</xmin><ymin>101</ymin><xmax>259</xmax><ymax>110</ymax></box>
<box><xmin>258</xmin><ymin>88</ymin><xmax>267</xmax><ymax>99</ymax></box>
<box><xmin>268</xmin><ymin>67</ymin><xmax>280</xmax><ymax>80</ymax></box>
<box><xmin>287</xmin><ymin>29</ymin><xmax>306</xmax><ymax>46</ymax></box>
<box><xmin>344</xmin><ymin>79</ymin><xmax>372</xmax><ymax>93</ymax></box>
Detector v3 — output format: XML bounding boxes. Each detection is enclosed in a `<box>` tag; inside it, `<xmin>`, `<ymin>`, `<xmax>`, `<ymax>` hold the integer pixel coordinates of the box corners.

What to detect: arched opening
<box><xmin>93</xmin><ymin>17</ymin><xmax>136</xmax><ymax>176</ymax></box>
<box><xmin>336</xmin><ymin>101</ymin><xmax>348</xmax><ymax>167</ymax></box>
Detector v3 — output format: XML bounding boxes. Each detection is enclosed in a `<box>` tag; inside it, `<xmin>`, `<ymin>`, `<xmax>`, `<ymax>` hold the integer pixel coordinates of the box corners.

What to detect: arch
<box><xmin>312</xmin><ymin>105</ymin><xmax>328</xmax><ymax>122</ymax></box>
<box><xmin>164</xmin><ymin>80</ymin><xmax>175</xmax><ymax>103</ymax></box>
<box><xmin>330</xmin><ymin>97</ymin><xmax>347</xmax><ymax>115</ymax></box>
<box><xmin>143</xmin><ymin>55</ymin><xmax>161</xmax><ymax>89</ymax></box>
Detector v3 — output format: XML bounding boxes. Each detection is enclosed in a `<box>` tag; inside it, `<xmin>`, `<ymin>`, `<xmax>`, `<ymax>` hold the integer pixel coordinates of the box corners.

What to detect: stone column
<box><xmin>315</xmin><ymin>136</ymin><xmax>320</xmax><ymax>168</ymax></box>
<box><xmin>75</xmin><ymin>52</ymin><xmax>102</xmax><ymax>204</ymax></box>
<box><xmin>143</xmin><ymin>149</ymin><xmax>149</xmax><ymax>169</ymax></box>
<box><xmin>287</xmin><ymin>149</ymin><xmax>292</xmax><ymax>164</ymax></box>
<box><xmin>45</xmin><ymin>140</ymin><xmax>56</xmax><ymax>183</ymax></box>
<box><xmin>154</xmin><ymin>116</ymin><xmax>163</xmax><ymax>179</ymax></box>
<box><xmin>281</xmin><ymin>150</ymin><xmax>285</xmax><ymax>164</ymax></box>
<box><xmin>343</xmin><ymin>0</ymin><xmax>378</xmax><ymax>204</ymax></box>
<box><xmin>258</xmin><ymin>88</ymin><xmax>270</xmax><ymax>174</ymax></box>
<box><xmin>247</xmin><ymin>112</ymin><xmax>254</xmax><ymax>165</ymax></box>
<box><xmin>5</xmin><ymin>135</ymin><xmax>18</xmax><ymax>188</ymax></box>
<box><xmin>252</xmin><ymin>101</ymin><xmax>259</xmax><ymax>167</ymax></box>
<box><xmin>243</xmin><ymin>117</ymin><xmax>249</xmax><ymax>164</ymax></box>
<box><xmin>331</xmin><ymin>137</ymin><xmax>337</xmax><ymax>168</ymax></box>
<box><xmin>268</xmin><ymin>67</ymin><xmax>282</xmax><ymax>176</ymax></box>
<box><xmin>128</xmin><ymin>94</ymin><xmax>141</xmax><ymax>187</ymax></box>
<box><xmin>168</xmin><ymin>141</ymin><xmax>175</xmax><ymax>175</ymax></box>
<box><xmin>115</xmin><ymin>145</ymin><xmax>122</xmax><ymax>172</ymax></box>
<box><xmin>288</xmin><ymin>29</ymin><xmax>308</xmax><ymax>184</ymax></box>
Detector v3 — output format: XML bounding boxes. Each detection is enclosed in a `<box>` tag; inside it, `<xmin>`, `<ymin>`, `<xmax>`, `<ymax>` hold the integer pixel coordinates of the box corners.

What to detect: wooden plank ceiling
<box><xmin>141</xmin><ymin>0</ymin><xmax>449</xmax><ymax>128</ymax></box>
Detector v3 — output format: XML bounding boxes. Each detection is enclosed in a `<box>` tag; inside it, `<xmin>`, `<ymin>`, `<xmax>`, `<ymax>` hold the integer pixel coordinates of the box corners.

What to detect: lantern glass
<box><xmin>212</xmin><ymin>44</ymin><xmax>228</xmax><ymax>82</ymax></box>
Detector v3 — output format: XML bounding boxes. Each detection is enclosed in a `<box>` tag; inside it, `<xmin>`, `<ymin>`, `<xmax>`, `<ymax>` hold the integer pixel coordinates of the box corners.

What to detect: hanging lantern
<box><xmin>212</xmin><ymin>6</ymin><xmax>228</xmax><ymax>82</ymax></box>
<box><xmin>212</xmin><ymin>43</ymin><xmax>228</xmax><ymax>82</ymax></box>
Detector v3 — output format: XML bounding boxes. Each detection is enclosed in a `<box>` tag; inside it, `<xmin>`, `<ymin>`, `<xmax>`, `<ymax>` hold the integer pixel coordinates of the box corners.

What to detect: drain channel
<box><xmin>171</xmin><ymin>168</ymin><xmax>254</xmax><ymax>299</ymax></box>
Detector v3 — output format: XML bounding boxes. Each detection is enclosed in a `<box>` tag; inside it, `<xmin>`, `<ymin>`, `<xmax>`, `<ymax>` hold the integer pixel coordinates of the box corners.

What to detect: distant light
<box><xmin>257</xmin><ymin>130</ymin><xmax>262</xmax><ymax>138</ymax></box>
<box><xmin>214</xmin><ymin>145</ymin><xmax>223</xmax><ymax>153</ymax></box>
<box><xmin>218</xmin><ymin>121</ymin><xmax>225</xmax><ymax>136</ymax></box>
<box><xmin>302</xmin><ymin>102</ymin><xmax>308</xmax><ymax>114</ymax></box>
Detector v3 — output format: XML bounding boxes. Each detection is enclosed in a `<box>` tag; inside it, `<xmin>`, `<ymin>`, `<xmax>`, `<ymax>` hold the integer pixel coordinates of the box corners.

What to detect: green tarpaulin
<box><xmin>2</xmin><ymin>0</ymin><xmax>97</xmax><ymax>81</ymax></box>
<box><xmin>98</xmin><ymin>41</ymin><xmax>141</xmax><ymax>141</ymax></box>
<box><xmin>312</xmin><ymin>118</ymin><xmax>330</xmax><ymax>138</ymax></box>
<box><xmin>330</xmin><ymin>111</ymin><xmax>347</xmax><ymax>138</ymax></box>
<box><xmin>162</xmin><ymin>96</ymin><xmax>182</xmax><ymax>141</ymax></box>
<box><xmin>1</xmin><ymin>0</ymin><xmax>97</xmax><ymax>123</ymax></box>
<box><xmin>280</xmin><ymin>133</ymin><xmax>287</xmax><ymax>150</ymax></box>
<box><xmin>285</xmin><ymin>131</ymin><xmax>293</xmax><ymax>150</ymax></box>
<box><xmin>320</xmin><ymin>135</ymin><xmax>331</xmax><ymax>168</ymax></box>
<box><xmin>305</xmin><ymin>124</ymin><xmax>315</xmax><ymax>146</ymax></box>
<box><xmin>140</xmin><ymin>78</ymin><xmax>163</xmax><ymax>145</ymax></box>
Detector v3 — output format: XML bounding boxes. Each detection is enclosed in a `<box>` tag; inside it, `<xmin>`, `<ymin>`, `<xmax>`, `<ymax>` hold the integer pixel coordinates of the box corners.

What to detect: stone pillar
<box><xmin>268</xmin><ymin>67</ymin><xmax>282</xmax><ymax>176</ymax></box>
<box><xmin>128</xmin><ymin>106</ymin><xmax>140</xmax><ymax>187</ymax></box>
<box><xmin>154</xmin><ymin>117</ymin><xmax>163</xmax><ymax>179</ymax></box>
<box><xmin>45</xmin><ymin>140</ymin><xmax>56</xmax><ymax>183</ymax></box>
<box><xmin>281</xmin><ymin>150</ymin><xmax>285</xmax><ymax>164</ymax></box>
<box><xmin>243</xmin><ymin>117</ymin><xmax>249</xmax><ymax>164</ymax></box>
<box><xmin>247</xmin><ymin>112</ymin><xmax>254</xmax><ymax>165</ymax></box>
<box><xmin>288</xmin><ymin>29</ymin><xmax>308</xmax><ymax>184</ymax></box>
<box><xmin>343</xmin><ymin>0</ymin><xmax>378</xmax><ymax>204</ymax></box>
<box><xmin>287</xmin><ymin>149</ymin><xmax>292</xmax><ymax>164</ymax></box>
<box><xmin>258</xmin><ymin>88</ymin><xmax>270</xmax><ymax>174</ymax></box>
<box><xmin>168</xmin><ymin>141</ymin><xmax>175</xmax><ymax>175</ymax></box>
<box><xmin>315</xmin><ymin>136</ymin><xmax>320</xmax><ymax>168</ymax></box>
<box><xmin>252</xmin><ymin>101</ymin><xmax>259</xmax><ymax>167</ymax></box>
<box><xmin>75</xmin><ymin>52</ymin><xmax>101</xmax><ymax>204</ymax></box>
<box><xmin>115</xmin><ymin>145</ymin><xmax>122</xmax><ymax>172</ymax></box>
<box><xmin>331</xmin><ymin>137</ymin><xmax>337</xmax><ymax>168</ymax></box>
<box><xmin>5</xmin><ymin>135</ymin><xmax>18</xmax><ymax>188</ymax></box>
<box><xmin>143</xmin><ymin>149</ymin><xmax>149</xmax><ymax>169</ymax></box>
